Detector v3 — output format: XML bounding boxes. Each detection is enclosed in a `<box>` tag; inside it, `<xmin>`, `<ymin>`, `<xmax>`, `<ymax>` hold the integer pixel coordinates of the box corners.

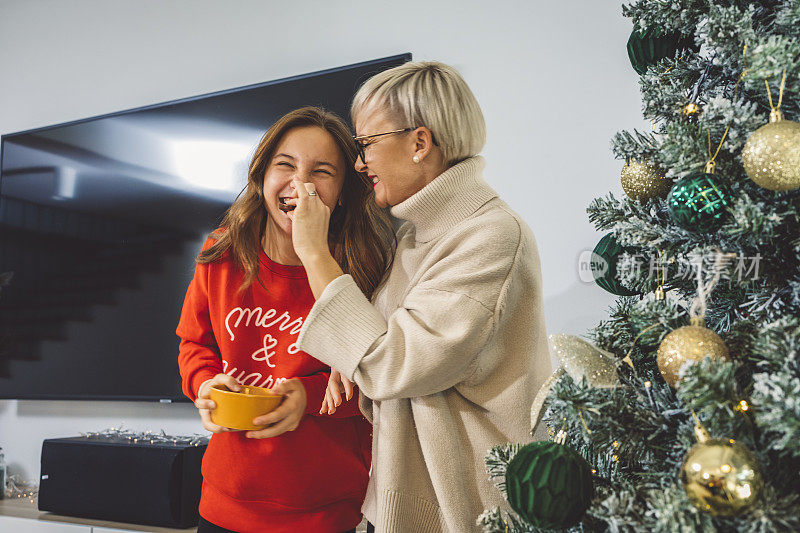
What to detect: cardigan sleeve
<box><xmin>298</xmin><ymin>275</ymin><xmax>493</xmax><ymax>401</ymax></box>
<box><xmin>297</xmin><ymin>276</ymin><xmax>496</xmax><ymax>401</ymax></box>
<box><xmin>297</xmin><ymin>213</ymin><xmax>524</xmax><ymax>401</ymax></box>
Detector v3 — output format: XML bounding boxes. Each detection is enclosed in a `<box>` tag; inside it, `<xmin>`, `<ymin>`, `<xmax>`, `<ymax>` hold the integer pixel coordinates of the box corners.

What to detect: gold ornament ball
<box><xmin>620</xmin><ymin>160</ymin><xmax>672</xmax><ymax>201</ymax></box>
<box><xmin>548</xmin><ymin>334</ymin><xmax>619</xmax><ymax>388</ymax></box>
<box><xmin>656</xmin><ymin>319</ymin><xmax>729</xmax><ymax>388</ymax></box>
<box><xmin>741</xmin><ymin>110</ymin><xmax>800</xmax><ymax>191</ymax></box>
<box><xmin>681</xmin><ymin>438</ymin><xmax>763</xmax><ymax>517</ymax></box>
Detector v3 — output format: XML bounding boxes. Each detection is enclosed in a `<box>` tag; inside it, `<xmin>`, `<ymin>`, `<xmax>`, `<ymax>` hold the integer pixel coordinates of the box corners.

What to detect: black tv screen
<box><xmin>0</xmin><ymin>53</ymin><xmax>410</xmax><ymax>401</ymax></box>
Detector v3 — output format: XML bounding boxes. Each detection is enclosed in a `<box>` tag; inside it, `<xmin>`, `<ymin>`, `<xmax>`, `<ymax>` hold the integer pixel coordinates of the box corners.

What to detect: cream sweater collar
<box><xmin>390</xmin><ymin>156</ymin><xmax>498</xmax><ymax>242</ymax></box>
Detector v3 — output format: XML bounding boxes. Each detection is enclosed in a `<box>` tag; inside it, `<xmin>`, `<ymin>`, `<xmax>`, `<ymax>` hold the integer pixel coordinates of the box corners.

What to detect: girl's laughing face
<box><xmin>262</xmin><ymin>125</ymin><xmax>345</xmax><ymax>235</ymax></box>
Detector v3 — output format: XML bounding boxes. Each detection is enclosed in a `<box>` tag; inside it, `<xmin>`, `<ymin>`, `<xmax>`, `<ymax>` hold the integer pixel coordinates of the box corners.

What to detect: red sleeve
<box><xmin>176</xmin><ymin>241</ymin><xmax>223</xmax><ymax>402</ymax></box>
<box><xmin>296</xmin><ymin>371</ymin><xmax>364</xmax><ymax>418</ymax></box>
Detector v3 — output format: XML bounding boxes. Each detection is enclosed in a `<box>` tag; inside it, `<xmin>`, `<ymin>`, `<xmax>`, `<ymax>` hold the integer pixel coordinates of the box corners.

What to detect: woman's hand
<box><xmin>287</xmin><ymin>178</ymin><xmax>331</xmax><ymax>264</ymax></box>
<box><xmin>195</xmin><ymin>374</ymin><xmax>242</xmax><ymax>433</ymax></box>
<box><xmin>245</xmin><ymin>378</ymin><xmax>308</xmax><ymax>439</ymax></box>
<box><xmin>320</xmin><ymin>369</ymin><xmax>354</xmax><ymax>415</ymax></box>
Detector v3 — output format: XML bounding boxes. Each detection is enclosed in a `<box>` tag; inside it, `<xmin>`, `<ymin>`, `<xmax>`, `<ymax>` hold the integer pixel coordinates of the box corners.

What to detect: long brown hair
<box><xmin>197</xmin><ymin>106</ymin><xmax>394</xmax><ymax>299</ymax></box>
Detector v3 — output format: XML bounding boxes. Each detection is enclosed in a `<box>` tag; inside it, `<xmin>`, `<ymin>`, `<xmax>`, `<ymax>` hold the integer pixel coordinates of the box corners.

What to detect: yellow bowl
<box><xmin>209</xmin><ymin>384</ymin><xmax>283</xmax><ymax>431</ymax></box>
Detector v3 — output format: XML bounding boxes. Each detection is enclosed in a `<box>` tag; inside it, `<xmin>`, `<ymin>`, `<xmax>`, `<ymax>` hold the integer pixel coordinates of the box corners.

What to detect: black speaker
<box><xmin>38</xmin><ymin>436</ymin><xmax>206</xmax><ymax>528</ymax></box>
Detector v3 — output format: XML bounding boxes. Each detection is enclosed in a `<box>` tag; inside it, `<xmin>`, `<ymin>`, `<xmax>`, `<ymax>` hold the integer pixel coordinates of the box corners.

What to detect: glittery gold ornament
<box><xmin>741</xmin><ymin>109</ymin><xmax>800</xmax><ymax>191</ymax></box>
<box><xmin>549</xmin><ymin>334</ymin><xmax>619</xmax><ymax>388</ymax></box>
<box><xmin>530</xmin><ymin>336</ymin><xmax>620</xmax><ymax>432</ymax></box>
<box><xmin>620</xmin><ymin>160</ymin><xmax>672</xmax><ymax>201</ymax></box>
<box><xmin>656</xmin><ymin>317</ymin><xmax>730</xmax><ymax>388</ymax></box>
<box><xmin>681</xmin><ymin>424</ymin><xmax>763</xmax><ymax>517</ymax></box>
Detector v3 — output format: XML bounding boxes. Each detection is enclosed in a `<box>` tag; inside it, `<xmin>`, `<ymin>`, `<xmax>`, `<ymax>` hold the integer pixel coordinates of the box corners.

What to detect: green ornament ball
<box><xmin>627</xmin><ymin>27</ymin><xmax>698</xmax><ymax>75</ymax></box>
<box><xmin>591</xmin><ymin>233</ymin><xmax>639</xmax><ymax>296</ymax></box>
<box><xmin>667</xmin><ymin>172</ymin><xmax>732</xmax><ymax>231</ymax></box>
<box><xmin>505</xmin><ymin>441</ymin><xmax>594</xmax><ymax>530</ymax></box>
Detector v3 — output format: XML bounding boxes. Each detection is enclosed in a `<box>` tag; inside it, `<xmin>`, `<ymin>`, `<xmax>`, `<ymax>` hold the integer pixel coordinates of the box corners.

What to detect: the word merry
<box><xmin>225</xmin><ymin>306</ymin><xmax>304</xmax><ymax>341</ymax></box>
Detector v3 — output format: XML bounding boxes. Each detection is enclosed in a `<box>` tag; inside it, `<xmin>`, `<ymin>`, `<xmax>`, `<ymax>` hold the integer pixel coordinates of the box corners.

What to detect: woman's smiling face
<box><xmin>263</xmin><ymin>125</ymin><xmax>345</xmax><ymax>235</ymax></box>
<box><xmin>353</xmin><ymin>108</ymin><xmax>427</xmax><ymax>208</ymax></box>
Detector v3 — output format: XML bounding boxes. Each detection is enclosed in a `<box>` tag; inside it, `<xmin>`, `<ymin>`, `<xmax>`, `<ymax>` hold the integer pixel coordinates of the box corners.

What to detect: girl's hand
<box><xmin>245</xmin><ymin>378</ymin><xmax>308</xmax><ymax>439</ymax></box>
<box><xmin>320</xmin><ymin>369</ymin><xmax>354</xmax><ymax>415</ymax></box>
<box><xmin>287</xmin><ymin>179</ymin><xmax>331</xmax><ymax>264</ymax></box>
<box><xmin>195</xmin><ymin>374</ymin><xmax>242</xmax><ymax>433</ymax></box>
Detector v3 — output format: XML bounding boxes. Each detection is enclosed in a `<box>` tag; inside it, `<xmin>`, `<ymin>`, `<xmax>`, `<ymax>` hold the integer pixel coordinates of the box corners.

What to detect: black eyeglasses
<box><xmin>352</xmin><ymin>128</ymin><xmax>415</xmax><ymax>164</ymax></box>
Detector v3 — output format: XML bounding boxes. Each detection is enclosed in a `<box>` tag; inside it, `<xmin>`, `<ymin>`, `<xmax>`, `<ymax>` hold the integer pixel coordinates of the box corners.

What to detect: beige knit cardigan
<box><xmin>297</xmin><ymin>156</ymin><xmax>553</xmax><ymax>533</ymax></box>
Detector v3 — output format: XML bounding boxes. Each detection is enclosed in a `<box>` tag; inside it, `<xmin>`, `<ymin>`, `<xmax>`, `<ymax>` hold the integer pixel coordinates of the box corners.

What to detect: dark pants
<box><xmin>197</xmin><ymin>516</ymin><xmax>375</xmax><ymax>533</ymax></box>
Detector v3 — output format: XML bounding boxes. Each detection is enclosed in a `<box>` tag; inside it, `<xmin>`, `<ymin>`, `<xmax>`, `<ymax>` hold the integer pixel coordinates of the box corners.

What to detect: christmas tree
<box><xmin>480</xmin><ymin>1</ymin><xmax>800</xmax><ymax>531</ymax></box>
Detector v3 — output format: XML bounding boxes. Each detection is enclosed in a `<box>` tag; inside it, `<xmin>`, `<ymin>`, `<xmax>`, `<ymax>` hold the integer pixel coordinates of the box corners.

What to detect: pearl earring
<box><xmin>413</xmin><ymin>155</ymin><xmax>420</xmax><ymax>164</ymax></box>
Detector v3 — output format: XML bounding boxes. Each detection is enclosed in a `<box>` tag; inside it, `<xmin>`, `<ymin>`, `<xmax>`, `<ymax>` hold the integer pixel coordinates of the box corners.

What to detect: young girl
<box><xmin>176</xmin><ymin>107</ymin><xmax>393</xmax><ymax>533</ymax></box>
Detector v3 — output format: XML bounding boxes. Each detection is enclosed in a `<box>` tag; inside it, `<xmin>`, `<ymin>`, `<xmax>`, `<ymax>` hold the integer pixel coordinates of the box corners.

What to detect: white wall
<box><xmin>0</xmin><ymin>0</ymin><xmax>646</xmax><ymax>480</ymax></box>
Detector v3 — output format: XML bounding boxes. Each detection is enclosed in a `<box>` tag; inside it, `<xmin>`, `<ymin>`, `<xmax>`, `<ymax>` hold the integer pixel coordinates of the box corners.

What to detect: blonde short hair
<box><xmin>351</xmin><ymin>61</ymin><xmax>486</xmax><ymax>166</ymax></box>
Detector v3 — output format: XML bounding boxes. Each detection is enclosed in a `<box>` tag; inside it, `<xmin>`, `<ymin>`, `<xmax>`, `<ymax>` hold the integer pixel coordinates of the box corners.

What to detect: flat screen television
<box><xmin>0</xmin><ymin>53</ymin><xmax>411</xmax><ymax>401</ymax></box>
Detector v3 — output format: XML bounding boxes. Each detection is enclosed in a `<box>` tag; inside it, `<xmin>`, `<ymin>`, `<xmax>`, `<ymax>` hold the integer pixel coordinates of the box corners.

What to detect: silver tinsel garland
<box><xmin>80</xmin><ymin>425</ymin><xmax>209</xmax><ymax>447</ymax></box>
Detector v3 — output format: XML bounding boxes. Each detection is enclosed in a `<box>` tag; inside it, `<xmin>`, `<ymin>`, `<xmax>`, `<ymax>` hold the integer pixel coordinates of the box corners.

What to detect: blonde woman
<box><xmin>286</xmin><ymin>62</ymin><xmax>553</xmax><ymax>532</ymax></box>
<box><xmin>177</xmin><ymin>107</ymin><xmax>393</xmax><ymax>533</ymax></box>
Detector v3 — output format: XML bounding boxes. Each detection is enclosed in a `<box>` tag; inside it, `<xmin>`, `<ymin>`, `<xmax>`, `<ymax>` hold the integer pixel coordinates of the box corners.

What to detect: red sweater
<box><xmin>176</xmin><ymin>237</ymin><xmax>370</xmax><ymax>533</ymax></box>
